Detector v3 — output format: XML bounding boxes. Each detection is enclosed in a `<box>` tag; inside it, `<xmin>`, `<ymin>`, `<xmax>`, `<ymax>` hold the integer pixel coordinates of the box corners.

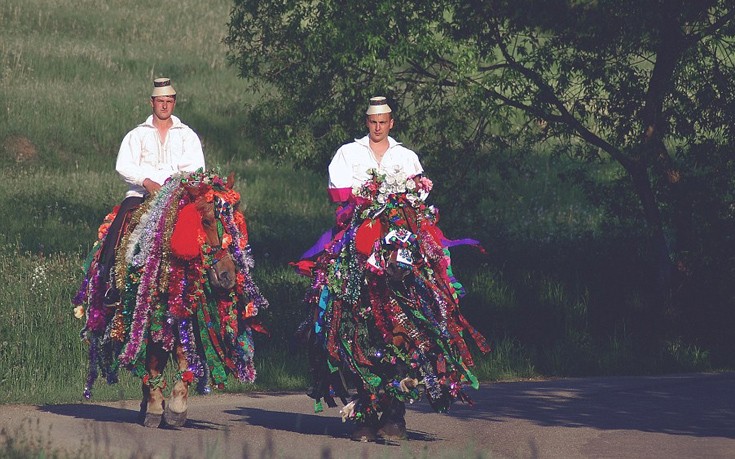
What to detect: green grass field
<box><xmin>0</xmin><ymin>0</ymin><xmax>713</xmax><ymax>413</ymax></box>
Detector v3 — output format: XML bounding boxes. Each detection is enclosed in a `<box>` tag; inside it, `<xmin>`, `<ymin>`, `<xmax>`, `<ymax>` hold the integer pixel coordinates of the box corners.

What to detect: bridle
<box><xmin>210</xmin><ymin>245</ymin><xmax>232</xmax><ymax>267</ymax></box>
<box><xmin>208</xmin><ymin>215</ymin><xmax>234</xmax><ymax>269</ymax></box>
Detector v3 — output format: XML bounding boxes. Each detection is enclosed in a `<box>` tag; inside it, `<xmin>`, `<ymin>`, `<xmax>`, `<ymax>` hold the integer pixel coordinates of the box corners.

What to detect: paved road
<box><xmin>2</xmin><ymin>372</ymin><xmax>734</xmax><ymax>458</ymax></box>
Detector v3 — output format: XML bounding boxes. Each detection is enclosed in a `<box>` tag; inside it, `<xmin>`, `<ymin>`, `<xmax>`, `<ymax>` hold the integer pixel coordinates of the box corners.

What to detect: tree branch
<box><xmin>490</xmin><ymin>25</ymin><xmax>634</xmax><ymax>171</ymax></box>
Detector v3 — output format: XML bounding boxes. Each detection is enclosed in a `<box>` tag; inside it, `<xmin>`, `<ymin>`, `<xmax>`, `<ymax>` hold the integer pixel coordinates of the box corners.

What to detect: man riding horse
<box><xmin>98</xmin><ymin>77</ymin><xmax>205</xmax><ymax>307</ymax></box>
<box><xmin>73</xmin><ymin>78</ymin><xmax>268</xmax><ymax>427</ymax></box>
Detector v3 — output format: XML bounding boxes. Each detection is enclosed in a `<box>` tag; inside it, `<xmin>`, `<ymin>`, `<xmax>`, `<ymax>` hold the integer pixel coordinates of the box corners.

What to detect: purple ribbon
<box><xmin>441</xmin><ymin>237</ymin><xmax>480</xmax><ymax>248</ymax></box>
<box><xmin>301</xmin><ymin>229</ymin><xmax>335</xmax><ymax>259</ymax></box>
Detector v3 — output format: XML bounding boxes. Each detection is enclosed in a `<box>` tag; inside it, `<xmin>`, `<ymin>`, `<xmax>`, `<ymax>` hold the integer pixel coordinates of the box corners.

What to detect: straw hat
<box><xmin>365</xmin><ymin>96</ymin><xmax>392</xmax><ymax>115</ymax></box>
<box><xmin>151</xmin><ymin>77</ymin><xmax>176</xmax><ymax>97</ymax></box>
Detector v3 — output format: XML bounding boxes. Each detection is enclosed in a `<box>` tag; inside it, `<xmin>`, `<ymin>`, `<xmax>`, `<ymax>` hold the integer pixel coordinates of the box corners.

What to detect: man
<box><xmin>100</xmin><ymin>77</ymin><xmax>205</xmax><ymax>303</ymax></box>
<box><xmin>326</xmin><ymin>97</ymin><xmax>422</xmax><ymax>440</ymax></box>
<box><xmin>327</xmin><ymin>96</ymin><xmax>423</xmax><ymax>203</ymax></box>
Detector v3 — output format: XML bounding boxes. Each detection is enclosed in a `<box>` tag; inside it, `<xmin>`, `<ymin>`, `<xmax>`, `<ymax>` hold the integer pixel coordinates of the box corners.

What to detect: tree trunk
<box><xmin>629</xmin><ymin>161</ymin><xmax>673</xmax><ymax>301</ymax></box>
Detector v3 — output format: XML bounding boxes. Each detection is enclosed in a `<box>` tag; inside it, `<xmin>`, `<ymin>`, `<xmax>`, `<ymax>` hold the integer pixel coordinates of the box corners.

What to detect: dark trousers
<box><xmin>98</xmin><ymin>196</ymin><xmax>144</xmax><ymax>286</ymax></box>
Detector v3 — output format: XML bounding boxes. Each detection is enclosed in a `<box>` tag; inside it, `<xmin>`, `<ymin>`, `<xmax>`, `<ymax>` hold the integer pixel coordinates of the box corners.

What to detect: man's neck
<box><xmin>152</xmin><ymin>117</ymin><xmax>174</xmax><ymax>129</ymax></box>
<box><xmin>152</xmin><ymin>117</ymin><xmax>174</xmax><ymax>143</ymax></box>
<box><xmin>369</xmin><ymin>138</ymin><xmax>389</xmax><ymax>156</ymax></box>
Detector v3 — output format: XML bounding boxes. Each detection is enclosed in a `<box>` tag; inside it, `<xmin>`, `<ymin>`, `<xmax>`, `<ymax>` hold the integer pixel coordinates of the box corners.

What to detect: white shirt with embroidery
<box><xmin>116</xmin><ymin>115</ymin><xmax>205</xmax><ymax>198</ymax></box>
<box><xmin>328</xmin><ymin>135</ymin><xmax>423</xmax><ymax>195</ymax></box>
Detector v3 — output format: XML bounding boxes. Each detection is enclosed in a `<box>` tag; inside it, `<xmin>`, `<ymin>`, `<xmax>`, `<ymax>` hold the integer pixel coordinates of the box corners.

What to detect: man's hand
<box><xmin>143</xmin><ymin>178</ymin><xmax>162</xmax><ymax>194</ymax></box>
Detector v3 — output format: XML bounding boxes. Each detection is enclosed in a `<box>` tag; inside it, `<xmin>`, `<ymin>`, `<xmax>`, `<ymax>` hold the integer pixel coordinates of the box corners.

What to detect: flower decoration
<box><xmin>352</xmin><ymin>168</ymin><xmax>433</xmax><ymax>215</ymax></box>
<box><xmin>175</xmin><ymin>369</ymin><xmax>195</xmax><ymax>384</ymax></box>
<box><xmin>221</xmin><ymin>233</ymin><xmax>233</xmax><ymax>250</ymax></box>
<box><xmin>96</xmin><ymin>206</ymin><xmax>119</xmax><ymax>241</ymax></box>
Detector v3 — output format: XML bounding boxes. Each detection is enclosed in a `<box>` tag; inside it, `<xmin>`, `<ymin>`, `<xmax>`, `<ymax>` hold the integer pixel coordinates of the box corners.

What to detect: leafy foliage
<box><xmin>226</xmin><ymin>1</ymin><xmax>735</xmax><ymax>318</ymax></box>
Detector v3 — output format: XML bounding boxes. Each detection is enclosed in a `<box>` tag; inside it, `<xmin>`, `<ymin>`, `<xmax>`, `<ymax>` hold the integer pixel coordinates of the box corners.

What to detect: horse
<box><xmin>73</xmin><ymin>170</ymin><xmax>269</xmax><ymax>428</ymax></box>
<box><xmin>294</xmin><ymin>169</ymin><xmax>490</xmax><ymax>440</ymax></box>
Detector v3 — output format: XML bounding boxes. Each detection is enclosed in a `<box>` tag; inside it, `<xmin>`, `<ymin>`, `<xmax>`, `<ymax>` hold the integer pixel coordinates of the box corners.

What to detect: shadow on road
<box><xmin>227</xmin><ymin>406</ymin><xmax>439</xmax><ymax>443</ymax></box>
<box><xmin>40</xmin><ymin>403</ymin><xmax>138</xmax><ymax>424</ymax></box>
<box><xmin>34</xmin><ymin>372</ymin><xmax>735</xmax><ymax>446</ymax></box>
<box><xmin>444</xmin><ymin>372</ymin><xmax>735</xmax><ymax>439</ymax></box>
<box><xmin>226</xmin><ymin>406</ymin><xmax>350</xmax><ymax>438</ymax></box>
<box><xmin>40</xmin><ymin>403</ymin><xmax>224</xmax><ymax>431</ymax></box>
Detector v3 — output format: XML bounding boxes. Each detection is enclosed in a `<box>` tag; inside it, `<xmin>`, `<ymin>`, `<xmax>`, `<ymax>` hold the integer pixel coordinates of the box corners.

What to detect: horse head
<box><xmin>172</xmin><ymin>172</ymin><xmax>239</xmax><ymax>292</ymax></box>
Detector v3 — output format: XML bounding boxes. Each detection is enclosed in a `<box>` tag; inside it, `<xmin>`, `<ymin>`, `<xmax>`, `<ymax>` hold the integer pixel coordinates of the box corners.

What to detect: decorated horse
<box><xmin>73</xmin><ymin>170</ymin><xmax>268</xmax><ymax>427</ymax></box>
<box><xmin>293</xmin><ymin>168</ymin><xmax>490</xmax><ymax>441</ymax></box>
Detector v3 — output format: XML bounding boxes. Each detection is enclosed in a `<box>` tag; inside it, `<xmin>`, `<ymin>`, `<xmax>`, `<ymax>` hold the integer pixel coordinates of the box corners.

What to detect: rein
<box><xmin>210</xmin><ymin>246</ymin><xmax>232</xmax><ymax>266</ymax></box>
<box><xmin>209</xmin><ymin>218</ymin><xmax>231</xmax><ymax>266</ymax></box>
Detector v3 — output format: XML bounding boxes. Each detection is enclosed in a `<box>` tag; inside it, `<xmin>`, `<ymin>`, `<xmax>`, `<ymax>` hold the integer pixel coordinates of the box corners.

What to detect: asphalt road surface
<box><xmin>2</xmin><ymin>372</ymin><xmax>734</xmax><ymax>458</ymax></box>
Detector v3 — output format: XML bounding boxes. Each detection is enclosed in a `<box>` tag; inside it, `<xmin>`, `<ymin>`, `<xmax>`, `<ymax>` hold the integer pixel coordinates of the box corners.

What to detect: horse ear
<box><xmin>184</xmin><ymin>182</ymin><xmax>201</xmax><ymax>198</ymax></box>
<box><xmin>184</xmin><ymin>176</ymin><xmax>214</xmax><ymax>198</ymax></box>
<box><xmin>226</xmin><ymin>172</ymin><xmax>235</xmax><ymax>190</ymax></box>
<box><xmin>171</xmin><ymin>203</ymin><xmax>205</xmax><ymax>259</ymax></box>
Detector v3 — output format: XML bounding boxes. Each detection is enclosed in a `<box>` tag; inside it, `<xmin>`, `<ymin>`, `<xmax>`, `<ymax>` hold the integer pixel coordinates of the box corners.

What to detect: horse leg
<box><xmin>163</xmin><ymin>343</ymin><xmax>189</xmax><ymax>427</ymax></box>
<box><xmin>140</xmin><ymin>342</ymin><xmax>167</xmax><ymax>428</ymax></box>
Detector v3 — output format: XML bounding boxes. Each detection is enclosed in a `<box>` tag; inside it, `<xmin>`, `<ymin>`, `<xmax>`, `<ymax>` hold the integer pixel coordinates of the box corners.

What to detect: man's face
<box><xmin>150</xmin><ymin>96</ymin><xmax>176</xmax><ymax>120</ymax></box>
<box><xmin>366</xmin><ymin>113</ymin><xmax>394</xmax><ymax>143</ymax></box>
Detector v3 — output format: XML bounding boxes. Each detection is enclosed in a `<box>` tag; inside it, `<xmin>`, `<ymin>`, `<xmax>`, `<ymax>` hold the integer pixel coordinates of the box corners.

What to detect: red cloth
<box><xmin>171</xmin><ymin>203</ymin><xmax>205</xmax><ymax>259</ymax></box>
<box><xmin>328</xmin><ymin>187</ymin><xmax>352</xmax><ymax>202</ymax></box>
<box><xmin>355</xmin><ymin>219</ymin><xmax>383</xmax><ymax>255</ymax></box>
<box><xmin>289</xmin><ymin>260</ymin><xmax>316</xmax><ymax>277</ymax></box>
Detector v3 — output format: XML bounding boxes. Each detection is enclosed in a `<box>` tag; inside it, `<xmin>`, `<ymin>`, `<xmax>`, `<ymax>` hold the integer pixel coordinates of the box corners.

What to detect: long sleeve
<box><xmin>175</xmin><ymin>129</ymin><xmax>205</xmax><ymax>174</ymax></box>
<box><xmin>327</xmin><ymin>146</ymin><xmax>356</xmax><ymax>202</ymax></box>
<box><xmin>116</xmin><ymin>129</ymin><xmax>159</xmax><ymax>189</ymax></box>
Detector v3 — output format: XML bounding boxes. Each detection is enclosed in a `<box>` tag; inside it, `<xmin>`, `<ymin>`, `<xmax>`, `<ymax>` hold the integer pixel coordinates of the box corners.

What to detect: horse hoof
<box><xmin>163</xmin><ymin>405</ymin><xmax>188</xmax><ymax>427</ymax></box>
<box><xmin>142</xmin><ymin>412</ymin><xmax>163</xmax><ymax>428</ymax></box>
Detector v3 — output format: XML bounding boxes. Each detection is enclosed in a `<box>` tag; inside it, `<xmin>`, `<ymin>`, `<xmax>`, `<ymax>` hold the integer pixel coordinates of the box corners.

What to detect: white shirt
<box><xmin>328</xmin><ymin>135</ymin><xmax>423</xmax><ymax>193</ymax></box>
<box><xmin>116</xmin><ymin>115</ymin><xmax>205</xmax><ymax>198</ymax></box>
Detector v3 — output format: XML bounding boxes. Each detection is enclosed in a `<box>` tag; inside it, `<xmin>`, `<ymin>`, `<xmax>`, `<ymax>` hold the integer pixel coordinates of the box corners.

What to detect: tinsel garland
<box><xmin>304</xmin><ymin>170</ymin><xmax>490</xmax><ymax>419</ymax></box>
<box><xmin>178</xmin><ymin>318</ymin><xmax>204</xmax><ymax>379</ymax></box>
<box><xmin>73</xmin><ymin>170</ymin><xmax>267</xmax><ymax>397</ymax></box>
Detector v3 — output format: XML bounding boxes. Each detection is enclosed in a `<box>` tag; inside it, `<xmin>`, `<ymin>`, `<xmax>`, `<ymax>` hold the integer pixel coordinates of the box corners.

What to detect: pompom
<box><xmin>171</xmin><ymin>203</ymin><xmax>205</xmax><ymax>259</ymax></box>
<box><xmin>355</xmin><ymin>219</ymin><xmax>383</xmax><ymax>255</ymax></box>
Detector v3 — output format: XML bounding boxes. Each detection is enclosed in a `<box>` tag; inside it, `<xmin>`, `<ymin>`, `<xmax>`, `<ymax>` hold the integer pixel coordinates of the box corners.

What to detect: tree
<box><xmin>226</xmin><ymin>1</ymin><xmax>735</xmax><ymax>318</ymax></box>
